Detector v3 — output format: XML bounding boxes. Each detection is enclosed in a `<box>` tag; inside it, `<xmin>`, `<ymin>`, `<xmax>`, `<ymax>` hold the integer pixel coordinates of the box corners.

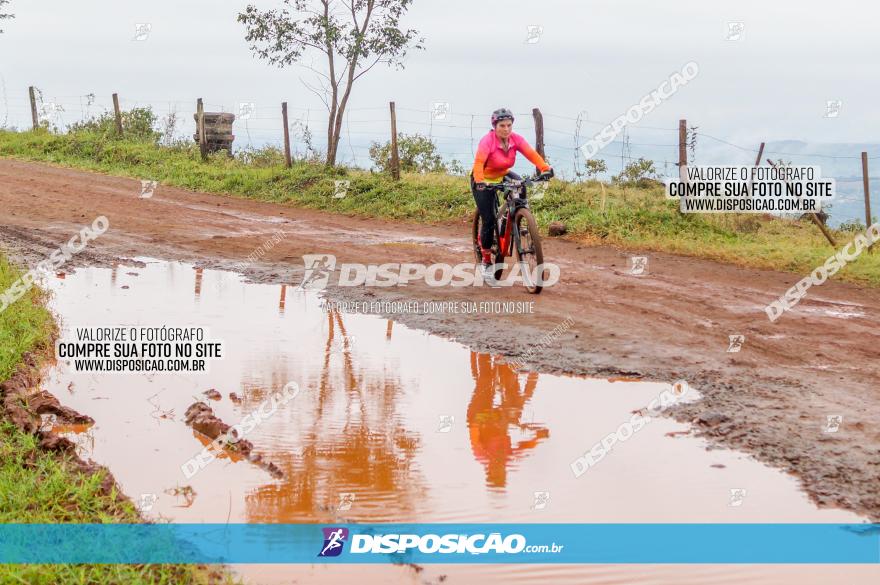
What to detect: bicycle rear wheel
<box><xmin>513</xmin><ymin>208</ymin><xmax>545</xmax><ymax>294</ymax></box>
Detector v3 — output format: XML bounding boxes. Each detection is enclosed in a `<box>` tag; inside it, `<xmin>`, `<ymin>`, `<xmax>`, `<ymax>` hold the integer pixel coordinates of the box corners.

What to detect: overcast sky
<box><xmin>1</xmin><ymin>0</ymin><xmax>878</xmax><ymax>177</ymax></box>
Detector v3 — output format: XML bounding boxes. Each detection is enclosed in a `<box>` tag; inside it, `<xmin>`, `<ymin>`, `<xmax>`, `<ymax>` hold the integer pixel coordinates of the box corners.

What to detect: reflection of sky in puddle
<box><xmin>724</xmin><ymin>299</ymin><xmax>866</xmax><ymax>322</ymax></box>
<box><xmin>40</xmin><ymin>260</ymin><xmax>870</xmax><ymax>585</ymax></box>
<box><xmin>799</xmin><ymin>304</ymin><xmax>865</xmax><ymax>319</ymax></box>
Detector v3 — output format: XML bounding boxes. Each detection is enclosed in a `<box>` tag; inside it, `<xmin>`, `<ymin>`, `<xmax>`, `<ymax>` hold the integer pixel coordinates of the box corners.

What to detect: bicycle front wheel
<box><xmin>513</xmin><ymin>208</ymin><xmax>545</xmax><ymax>294</ymax></box>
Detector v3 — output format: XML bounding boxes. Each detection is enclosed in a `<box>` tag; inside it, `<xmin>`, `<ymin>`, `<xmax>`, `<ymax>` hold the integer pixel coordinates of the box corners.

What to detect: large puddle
<box><xmin>39</xmin><ymin>260</ymin><xmax>876</xmax><ymax>584</ymax></box>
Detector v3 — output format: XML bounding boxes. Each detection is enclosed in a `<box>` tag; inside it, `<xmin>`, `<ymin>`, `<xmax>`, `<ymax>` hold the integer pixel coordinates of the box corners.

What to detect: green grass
<box><xmin>2</xmin><ymin>128</ymin><xmax>879</xmax><ymax>286</ymax></box>
<box><xmin>0</xmin><ymin>255</ymin><xmax>235</xmax><ymax>584</ymax></box>
<box><xmin>0</xmin><ymin>256</ymin><xmax>54</xmax><ymax>381</ymax></box>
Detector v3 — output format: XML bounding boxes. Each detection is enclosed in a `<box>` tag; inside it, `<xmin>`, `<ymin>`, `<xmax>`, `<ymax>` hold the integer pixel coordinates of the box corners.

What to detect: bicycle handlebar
<box><xmin>482</xmin><ymin>170</ymin><xmax>553</xmax><ymax>191</ymax></box>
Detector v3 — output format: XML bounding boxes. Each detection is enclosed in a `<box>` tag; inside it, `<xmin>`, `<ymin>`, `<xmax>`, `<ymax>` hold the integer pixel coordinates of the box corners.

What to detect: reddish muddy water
<box><xmin>39</xmin><ymin>260</ymin><xmax>875</xmax><ymax>584</ymax></box>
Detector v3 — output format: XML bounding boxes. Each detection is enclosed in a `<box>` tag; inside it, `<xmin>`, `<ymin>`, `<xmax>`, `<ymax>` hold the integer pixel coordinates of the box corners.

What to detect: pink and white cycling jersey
<box><xmin>471</xmin><ymin>131</ymin><xmax>549</xmax><ymax>183</ymax></box>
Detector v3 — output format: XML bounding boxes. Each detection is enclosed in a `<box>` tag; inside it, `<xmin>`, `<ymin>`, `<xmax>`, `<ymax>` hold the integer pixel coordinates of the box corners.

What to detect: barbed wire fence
<box><xmin>4</xmin><ymin>86</ymin><xmax>879</xmax><ymax>226</ymax></box>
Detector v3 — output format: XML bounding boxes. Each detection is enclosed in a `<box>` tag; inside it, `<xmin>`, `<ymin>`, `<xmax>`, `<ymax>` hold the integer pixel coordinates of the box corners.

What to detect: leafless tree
<box><xmin>238</xmin><ymin>0</ymin><xmax>424</xmax><ymax>167</ymax></box>
<box><xmin>0</xmin><ymin>0</ymin><xmax>14</xmax><ymax>33</ymax></box>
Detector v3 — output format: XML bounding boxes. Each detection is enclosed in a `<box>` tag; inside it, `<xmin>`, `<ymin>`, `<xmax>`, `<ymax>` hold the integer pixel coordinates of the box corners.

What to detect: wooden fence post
<box><xmin>28</xmin><ymin>87</ymin><xmax>39</xmax><ymax>130</ymax></box>
<box><xmin>112</xmin><ymin>93</ymin><xmax>123</xmax><ymax>136</ymax></box>
<box><xmin>678</xmin><ymin>119</ymin><xmax>687</xmax><ymax>181</ymax></box>
<box><xmin>196</xmin><ymin>98</ymin><xmax>207</xmax><ymax>162</ymax></box>
<box><xmin>282</xmin><ymin>102</ymin><xmax>292</xmax><ymax>168</ymax></box>
<box><xmin>767</xmin><ymin>159</ymin><xmax>836</xmax><ymax>247</ymax></box>
<box><xmin>862</xmin><ymin>152</ymin><xmax>873</xmax><ymax>252</ymax></box>
<box><xmin>389</xmin><ymin>101</ymin><xmax>400</xmax><ymax>180</ymax></box>
<box><xmin>744</xmin><ymin>142</ymin><xmax>766</xmax><ymax>200</ymax></box>
<box><xmin>532</xmin><ymin>107</ymin><xmax>545</xmax><ymax>174</ymax></box>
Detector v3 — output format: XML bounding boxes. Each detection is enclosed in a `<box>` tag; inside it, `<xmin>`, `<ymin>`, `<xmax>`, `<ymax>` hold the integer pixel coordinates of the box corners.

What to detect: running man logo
<box><xmin>727</xmin><ymin>334</ymin><xmax>745</xmax><ymax>353</ymax></box>
<box><xmin>337</xmin><ymin>493</ymin><xmax>355</xmax><ymax>512</ymax></box>
<box><xmin>729</xmin><ymin>488</ymin><xmax>747</xmax><ymax>507</ymax></box>
<box><xmin>133</xmin><ymin>23</ymin><xmax>152</xmax><ymax>41</ymax></box>
<box><xmin>725</xmin><ymin>21</ymin><xmax>744</xmax><ymax>41</ymax></box>
<box><xmin>532</xmin><ymin>491</ymin><xmax>551</xmax><ymax>511</ymax></box>
<box><xmin>629</xmin><ymin>256</ymin><xmax>648</xmax><ymax>276</ymax></box>
<box><xmin>139</xmin><ymin>180</ymin><xmax>158</xmax><ymax>199</ymax></box>
<box><xmin>299</xmin><ymin>254</ymin><xmax>336</xmax><ymax>290</ymax></box>
<box><xmin>238</xmin><ymin>102</ymin><xmax>257</xmax><ymax>121</ymax></box>
<box><xmin>824</xmin><ymin>415</ymin><xmax>843</xmax><ymax>433</ymax></box>
<box><xmin>136</xmin><ymin>493</ymin><xmax>158</xmax><ymax>512</ymax></box>
<box><xmin>318</xmin><ymin>527</ymin><xmax>349</xmax><ymax>557</ymax></box>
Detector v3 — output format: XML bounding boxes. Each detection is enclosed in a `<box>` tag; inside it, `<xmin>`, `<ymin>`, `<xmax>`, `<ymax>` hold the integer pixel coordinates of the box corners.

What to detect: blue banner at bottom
<box><xmin>0</xmin><ymin>524</ymin><xmax>878</xmax><ymax>564</ymax></box>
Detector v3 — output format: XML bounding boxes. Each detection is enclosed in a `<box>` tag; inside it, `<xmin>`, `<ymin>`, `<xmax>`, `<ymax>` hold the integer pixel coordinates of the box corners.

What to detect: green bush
<box><xmin>369</xmin><ymin>132</ymin><xmax>464</xmax><ymax>175</ymax></box>
<box><xmin>838</xmin><ymin>218</ymin><xmax>867</xmax><ymax>232</ymax></box>
<box><xmin>68</xmin><ymin>107</ymin><xmax>160</xmax><ymax>143</ymax></box>
<box><xmin>235</xmin><ymin>145</ymin><xmax>287</xmax><ymax>168</ymax></box>
<box><xmin>613</xmin><ymin>157</ymin><xmax>659</xmax><ymax>186</ymax></box>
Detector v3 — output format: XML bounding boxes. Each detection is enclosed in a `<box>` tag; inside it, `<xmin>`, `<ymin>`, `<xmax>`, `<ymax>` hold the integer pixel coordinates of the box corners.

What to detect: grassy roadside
<box><xmin>0</xmin><ymin>255</ymin><xmax>234</xmax><ymax>584</ymax></box>
<box><xmin>2</xmin><ymin>128</ymin><xmax>879</xmax><ymax>286</ymax></box>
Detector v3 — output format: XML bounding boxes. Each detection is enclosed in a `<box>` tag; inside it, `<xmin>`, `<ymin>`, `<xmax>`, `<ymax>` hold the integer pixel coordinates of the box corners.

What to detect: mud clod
<box><xmin>696</xmin><ymin>412</ymin><xmax>731</xmax><ymax>427</ymax></box>
<box><xmin>184</xmin><ymin>401</ymin><xmax>284</xmax><ymax>479</ymax></box>
<box><xmin>548</xmin><ymin>221</ymin><xmax>567</xmax><ymax>236</ymax></box>
<box><xmin>2</xmin><ymin>373</ymin><xmax>94</xmax><ymax>434</ymax></box>
<box><xmin>184</xmin><ymin>402</ymin><xmax>232</xmax><ymax>439</ymax></box>
<box><xmin>38</xmin><ymin>434</ymin><xmax>77</xmax><ymax>452</ymax></box>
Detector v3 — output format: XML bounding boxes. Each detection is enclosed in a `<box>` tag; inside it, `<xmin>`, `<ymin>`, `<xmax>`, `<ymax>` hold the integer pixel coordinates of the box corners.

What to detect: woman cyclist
<box><xmin>471</xmin><ymin>108</ymin><xmax>553</xmax><ymax>279</ymax></box>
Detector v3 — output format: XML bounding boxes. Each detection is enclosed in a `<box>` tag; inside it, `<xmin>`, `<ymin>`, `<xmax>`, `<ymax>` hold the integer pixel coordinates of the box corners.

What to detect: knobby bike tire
<box><xmin>513</xmin><ymin>208</ymin><xmax>545</xmax><ymax>294</ymax></box>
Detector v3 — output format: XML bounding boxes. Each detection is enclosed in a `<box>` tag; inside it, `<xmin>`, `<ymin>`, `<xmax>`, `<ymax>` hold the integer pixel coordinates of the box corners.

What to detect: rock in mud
<box><xmin>183</xmin><ymin>401</ymin><xmax>283</xmax><ymax>479</ymax></box>
<box><xmin>696</xmin><ymin>412</ymin><xmax>732</xmax><ymax>427</ymax></box>
<box><xmin>185</xmin><ymin>402</ymin><xmax>231</xmax><ymax>438</ymax></box>
<box><xmin>548</xmin><ymin>221</ymin><xmax>567</xmax><ymax>236</ymax></box>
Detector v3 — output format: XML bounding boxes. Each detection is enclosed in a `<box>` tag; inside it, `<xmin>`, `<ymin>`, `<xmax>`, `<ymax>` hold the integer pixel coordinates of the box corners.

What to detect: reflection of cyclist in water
<box><xmin>466</xmin><ymin>352</ymin><xmax>549</xmax><ymax>488</ymax></box>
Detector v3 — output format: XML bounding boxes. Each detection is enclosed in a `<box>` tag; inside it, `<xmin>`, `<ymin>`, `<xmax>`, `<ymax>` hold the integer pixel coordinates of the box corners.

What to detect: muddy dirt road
<box><xmin>1</xmin><ymin>158</ymin><xmax>878</xmax><ymax>521</ymax></box>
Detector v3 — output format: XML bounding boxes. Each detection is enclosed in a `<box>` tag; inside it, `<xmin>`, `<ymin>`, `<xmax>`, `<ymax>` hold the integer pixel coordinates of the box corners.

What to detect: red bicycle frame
<box><xmin>497</xmin><ymin>206</ymin><xmax>514</xmax><ymax>257</ymax></box>
<box><xmin>477</xmin><ymin>193</ymin><xmax>516</xmax><ymax>258</ymax></box>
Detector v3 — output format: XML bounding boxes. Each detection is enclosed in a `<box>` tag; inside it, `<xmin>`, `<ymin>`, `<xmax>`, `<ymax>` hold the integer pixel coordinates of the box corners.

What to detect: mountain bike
<box><xmin>471</xmin><ymin>172</ymin><xmax>552</xmax><ymax>294</ymax></box>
